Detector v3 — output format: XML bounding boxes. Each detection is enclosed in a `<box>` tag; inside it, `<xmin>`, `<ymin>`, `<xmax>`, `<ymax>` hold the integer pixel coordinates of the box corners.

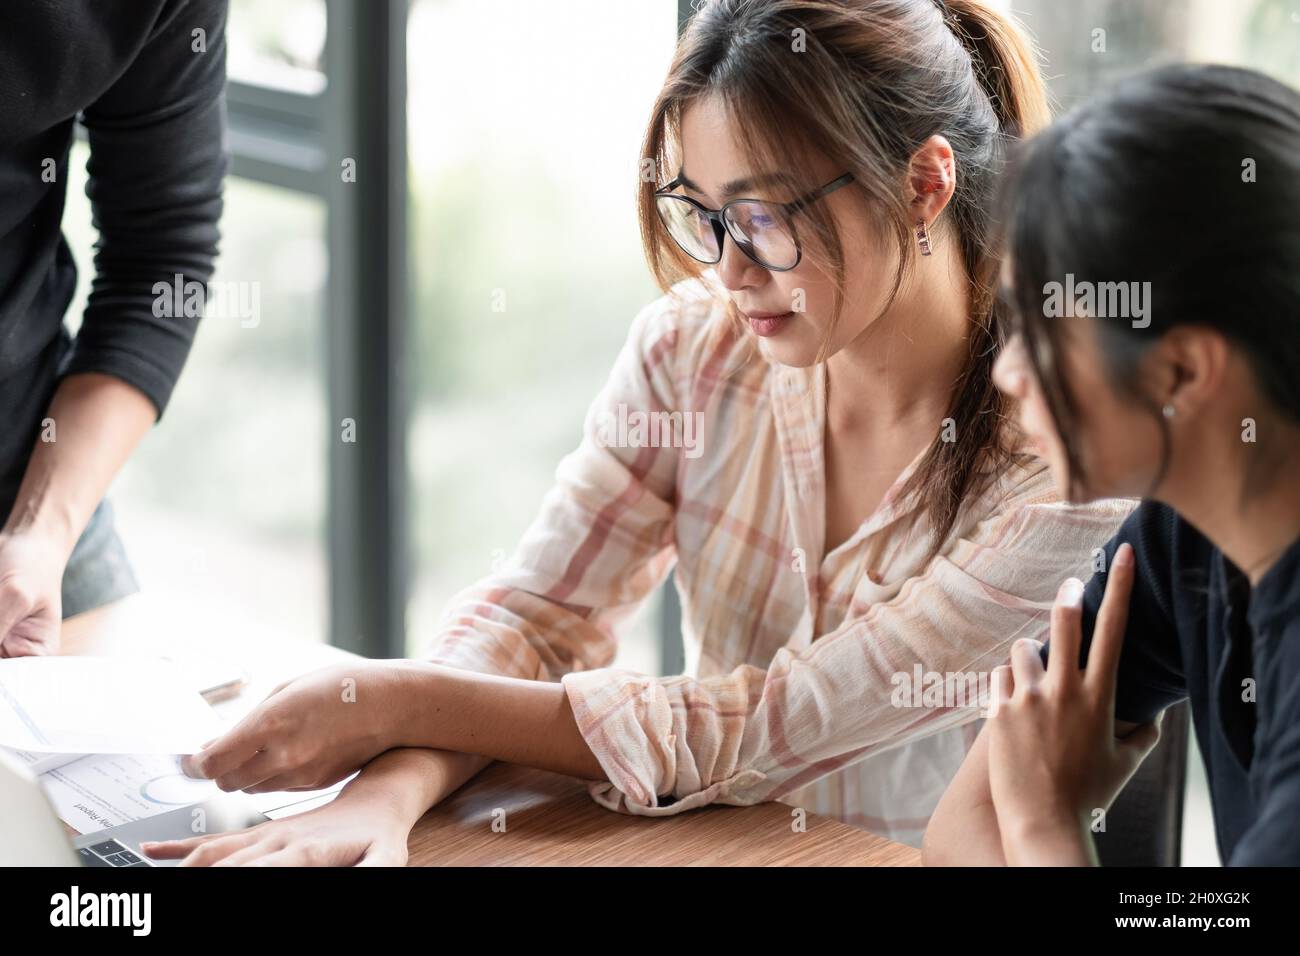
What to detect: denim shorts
<box><xmin>61</xmin><ymin>498</ymin><xmax>140</xmax><ymax>619</ymax></box>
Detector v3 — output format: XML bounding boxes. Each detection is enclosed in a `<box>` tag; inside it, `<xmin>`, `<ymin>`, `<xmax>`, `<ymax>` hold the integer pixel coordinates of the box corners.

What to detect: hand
<box><xmin>139</xmin><ymin>785</ymin><xmax>412</xmax><ymax>867</ymax></box>
<box><xmin>182</xmin><ymin>661</ymin><xmax>408</xmax><ymax>793</ymax></box>
<box><xmin>0</xmin><ymin>531</ymin><xmax>69</xmax><ymax>657</ymax></box>
<box><xmin>986</xmin><ymin>543</ymin><xmax>1163</xmax><ymax>865</ymax></box>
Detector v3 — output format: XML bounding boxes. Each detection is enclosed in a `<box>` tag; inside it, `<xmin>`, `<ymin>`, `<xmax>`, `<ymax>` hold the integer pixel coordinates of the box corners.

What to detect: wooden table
<box><xmin>61</xmin><ymin>599</ymin><xmax>921</xmax><ymax>867</ymax></box>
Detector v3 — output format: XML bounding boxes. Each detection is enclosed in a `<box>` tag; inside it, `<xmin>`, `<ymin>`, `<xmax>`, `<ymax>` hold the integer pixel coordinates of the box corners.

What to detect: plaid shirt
<box><xmin>426</xmin><ymin>273</ymin><xmax>1134</xmax><ymax>846</ymax></box>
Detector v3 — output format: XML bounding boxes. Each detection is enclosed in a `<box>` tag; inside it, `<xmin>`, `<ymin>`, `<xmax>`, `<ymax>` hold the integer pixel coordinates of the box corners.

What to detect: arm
<box><xmin>0</xmin><ymin>376</ymin><xmax>155</xmax><ymax>654</ymax></box>
<box><xmin>187</xmin><ymin>465</ymin><xmax>1133</xmax><ymax>805</ymax></box>
<box><xmin>923</xmin><ymin>722</ymin><xmax>1004</xmax><ymax>865</ymax></box>
<box><xmin>0</xmin><ymin>0</ymin><xmax>228</xmax><ymax>655</ymax></box>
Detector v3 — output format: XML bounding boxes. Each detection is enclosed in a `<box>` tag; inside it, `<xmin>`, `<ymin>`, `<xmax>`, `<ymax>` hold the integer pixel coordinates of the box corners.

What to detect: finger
<box><xmin>1084</xmin><ymin>542</ymin><xmax>1136</xmax><ymax>699</ymax></box>
<box><xmin>179</xmin><ymin>738</ymin><xmax>224</xmax><ymax>778</ymax></box>
<box><xmin>1119</xmin><ymin>718</ymin><xmax>1161</xmax><ymax>757</ymax></box>
<box><xmin>244</xmin><ymin>770</ymin><xmax>326</xmax><ymax>794</ymax></box>
<box><xmin>0</xmin><ymin>584</ymin><xmax>35</xmax><ymax>644</ymax></box>
<box><xmin>139</xmin><ymin>833</ymin><xmax>224</xmax><ymax>859</ymax></box>
<box><xmin>0</xmin><ymin>634</ymin><xmax>53</xmax><ymax>658</ymax></box>
<box><xmin>356</xmin><ymin>844</ymin><xmax>405</xmax><ymax>867</ymax></box>
<box><xmin>212</xmin><ymin>749</ymin><xmax>283</xmax><ymax>793</ymax></box>
<box><xmin>184</xmin><ymin>719</ymin><xmax>269</xmax><ymax>781</ymax></box>
<box><xmin>175</xmin><ymin>830</ymin><xmax>261</xmax><ymax>867</ymax></box>
<box><xmin>1047</xmin><ymin>576</ymin><xmax>1086</xmax><ymax>686</ymax></box>
<box><xmin>990</xmin><ymin>664</ymin><xmax>1014</xmax><ymax>717</ymax></box>
<box><xmin>1009</xmin><ymin>637</ymin><xmax>1045</xmax><ymax>692</ymax></box>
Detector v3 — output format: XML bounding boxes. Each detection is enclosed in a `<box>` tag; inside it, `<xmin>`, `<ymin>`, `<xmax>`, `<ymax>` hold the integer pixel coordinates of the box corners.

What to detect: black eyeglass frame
<box><xmin>653</xmin><ymin>171</ymin><xmax>855</xmax><ymax>272</ymax></box>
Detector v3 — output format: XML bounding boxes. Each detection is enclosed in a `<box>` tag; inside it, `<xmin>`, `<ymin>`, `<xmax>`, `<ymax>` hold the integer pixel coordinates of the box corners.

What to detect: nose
<box><xmin>713</xmin><ymin>229</ymin><xmax>768</xmax><ymax>291</ymax></box>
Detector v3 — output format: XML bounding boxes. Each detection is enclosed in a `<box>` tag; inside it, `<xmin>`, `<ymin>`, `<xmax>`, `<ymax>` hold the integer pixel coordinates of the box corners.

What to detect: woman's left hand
<box><xmin>986</xmin><ymin>542</ymin><xmax>1163</xmax><ymax>865</ymax></box>
<box><xmin>142</xmin><ymin>775</ymin><xmax>414</xmax><ymax>867</ymax></box>
<box><xmin>182</xmin><ymin>661</ymin><xmax>408</xmax><ymax>793</ymax></box>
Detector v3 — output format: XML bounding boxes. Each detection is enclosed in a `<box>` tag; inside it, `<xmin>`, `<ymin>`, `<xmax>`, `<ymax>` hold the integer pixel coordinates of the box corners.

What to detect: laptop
<box><xmin>0</xmin><ymin>746</ymin><xmax>269</xmax><ymax>867</ymax></box>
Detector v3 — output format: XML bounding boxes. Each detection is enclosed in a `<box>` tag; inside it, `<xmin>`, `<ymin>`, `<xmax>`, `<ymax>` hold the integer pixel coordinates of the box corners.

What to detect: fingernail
<box><xmin>1057</xmin><ymin>577</ymin><xmax>1085</xmax><ymax>608</ymax></box>
<box><xmin>1114</xmin><ymin>543</ymin><xmax>1134</xmax><ymax>567</ymax></box>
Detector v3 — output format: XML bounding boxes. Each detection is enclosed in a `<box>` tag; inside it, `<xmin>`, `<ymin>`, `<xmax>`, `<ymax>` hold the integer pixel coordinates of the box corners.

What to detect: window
<box><xmin>405</xmin><ymin>0</ymin><xmax>680</xmax><ymax>670</ymax></box>
<box><xmin>228</xmin><ymin>0</ymin><xmax>326</xmax><ymax>93</ymax></box>
<box><xmin>61</xmin><ymin>144</ymin><xmax>330</xmax><ymax>646</ymax></box>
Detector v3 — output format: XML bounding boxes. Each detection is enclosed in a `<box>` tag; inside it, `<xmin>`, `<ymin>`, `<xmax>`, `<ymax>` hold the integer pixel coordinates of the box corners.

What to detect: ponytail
<box><xmin>945</xmin><ymin>0</ymin><xmax>1051</xmax><ymax>137</ymax></box>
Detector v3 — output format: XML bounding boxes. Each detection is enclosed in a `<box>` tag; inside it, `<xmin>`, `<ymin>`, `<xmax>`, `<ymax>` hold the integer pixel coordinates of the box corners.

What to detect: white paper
<box><xmin>1</xmin><ymin>747</ymin><xmax>85</xmax><ymax>775</ymax></box>
<box><xmin>0</xmin><ymin>657</ymin><xmax>225</xmax><ymax>755</ymax></box>
<box><xmin>41</xmin><ymin>752</ymin><xmax>350</xmax><ymax>835</ymax></box>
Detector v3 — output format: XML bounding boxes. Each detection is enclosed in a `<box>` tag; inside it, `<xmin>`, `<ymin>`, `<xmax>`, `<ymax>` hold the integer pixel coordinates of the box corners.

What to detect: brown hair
<box><xmin>637</xmin><ymin>0</ymin><xmax>1049</xmax><ymax>554</ymax></box>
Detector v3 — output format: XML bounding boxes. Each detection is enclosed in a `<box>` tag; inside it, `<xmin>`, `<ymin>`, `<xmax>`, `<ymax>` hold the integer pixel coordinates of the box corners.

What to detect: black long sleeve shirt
<box><xmin>0</xmin><ymin>0</ymin><xmax>228</xmax><ymax>520</ymax></box>
<box><xmin>1065</xmin><ymin>501</ymin><xmax>1300</xmax><ymax>866</ymax></box>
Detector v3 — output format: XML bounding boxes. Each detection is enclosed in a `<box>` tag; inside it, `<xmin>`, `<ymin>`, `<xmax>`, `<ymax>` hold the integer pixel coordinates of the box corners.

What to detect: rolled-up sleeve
<box><xmin>561</xmin><ymin>489</ymin><xmax>1135</xmax><ymax>816</ymax></box>
<box><xmin>64</xmin><ymin>0</ymin><xmax>229</xmax><ymax>417</ymax></box>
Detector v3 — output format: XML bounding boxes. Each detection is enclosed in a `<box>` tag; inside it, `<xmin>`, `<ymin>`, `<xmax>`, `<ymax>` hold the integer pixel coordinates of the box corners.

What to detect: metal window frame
<box><xmin>224</xmin><ymin>1</ymin><xmax>410</xmax><ymax>657</ymax></box>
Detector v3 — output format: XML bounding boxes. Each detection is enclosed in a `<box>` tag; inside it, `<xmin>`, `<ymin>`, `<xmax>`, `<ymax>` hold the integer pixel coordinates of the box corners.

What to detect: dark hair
<box><xmin>638</xmin><ymin>0</ymin><xmax>1049</xmax><ymax>555</ymax></box>
<box><xmin>1001</xmin><ymin>63</ymin><xmax>1300</xmax><ymax>497</ymax></box>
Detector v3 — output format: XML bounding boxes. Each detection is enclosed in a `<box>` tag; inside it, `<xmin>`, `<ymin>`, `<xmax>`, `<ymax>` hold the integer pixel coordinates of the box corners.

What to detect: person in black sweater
<box><xmin>924</xmin><ymin>64</ymin><xmax>1300</xmax><ymax>866</ymax></box>
<box><xmin>0</xmin><ymin>0</ymin><xmax>227</xmax><ymax>655</ymax></box>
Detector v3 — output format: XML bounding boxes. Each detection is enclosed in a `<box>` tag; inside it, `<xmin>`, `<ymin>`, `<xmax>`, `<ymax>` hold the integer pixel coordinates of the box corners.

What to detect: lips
<box><xmin>744</xmin><ymin>310</ymin><xmax>794</xmax><ymax>337</ymax></box>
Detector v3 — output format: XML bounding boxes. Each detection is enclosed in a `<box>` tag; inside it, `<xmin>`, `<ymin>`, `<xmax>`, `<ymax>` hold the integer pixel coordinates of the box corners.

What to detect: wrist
<box><xmin>1001</xmin><ymin>806</ymin><xmax>1095</xmax><ymax>866</ymax></box>
<box><xmin>1</xmin><ymin>498</ymin><xmax>79</xmax><ymax>561</ymax></box>
<box><xmin>340</xmin><ymin>748</ymin><xmax>472</xmax><ymax>828</ymax></box>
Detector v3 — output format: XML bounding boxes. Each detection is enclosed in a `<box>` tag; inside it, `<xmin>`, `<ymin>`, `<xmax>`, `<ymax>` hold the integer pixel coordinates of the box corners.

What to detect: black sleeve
<box><xmin>1042</xmin><ymin>501</ymin><xmax>1188</xmax><ymax>723</ymax></box>
<box><xmin>64</xmin><ymin>0</ymin><xmax>229</xmax><ymax>418</ymax></box>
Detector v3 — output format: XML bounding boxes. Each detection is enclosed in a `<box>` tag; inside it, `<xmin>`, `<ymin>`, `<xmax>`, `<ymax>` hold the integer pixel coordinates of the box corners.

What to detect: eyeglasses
<box><xmin>654</xmin><ymin>172</ymin><xmax>854</xmax><ymax>272</ymax></box>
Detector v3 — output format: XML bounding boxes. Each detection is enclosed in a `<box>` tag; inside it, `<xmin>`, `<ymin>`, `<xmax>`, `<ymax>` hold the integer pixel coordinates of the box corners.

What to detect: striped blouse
<box><xmin>425</xmin><ymin>272</ymin><xmax>1135</xmax><ymax>846</ymax></box>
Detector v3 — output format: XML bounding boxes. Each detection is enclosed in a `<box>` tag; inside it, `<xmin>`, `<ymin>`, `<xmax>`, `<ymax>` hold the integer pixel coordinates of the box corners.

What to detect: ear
<box><xmin>1148</xmin><ymin>326</ymin><xmax>1231</xmax><ymax>419</ymax></box>
<box><xmin>907</xmin><ymin>135</ymin><xmax>957</xmax><ymax>225</ymax></box>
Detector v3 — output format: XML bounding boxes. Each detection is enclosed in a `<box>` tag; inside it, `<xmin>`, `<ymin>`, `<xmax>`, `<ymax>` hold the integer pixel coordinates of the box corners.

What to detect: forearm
<box><xmin>340</xmin><ymin>746</ymin><xmax>494</xmax><ymax>827</ymax></box>
<box><xmin>923</xmin><ymin>726</ymin><xmax>1008</xmax><ymax>866</ymax></box>
<box><xmin>387</xmin><ymin>662</ymin><xmax>605</xmax><ymax>781</ymax></box>
<box><xmin>4</xmin><ymin>374</ymin><xmax>155</xmax><ymax>554</ymax></box>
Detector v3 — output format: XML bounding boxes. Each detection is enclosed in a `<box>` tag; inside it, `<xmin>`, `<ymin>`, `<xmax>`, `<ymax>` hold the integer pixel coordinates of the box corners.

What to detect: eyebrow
<box><xmin>676</xmin><ymin>167</ymin><xmax>787</xmax><ymax>202</ymax></box>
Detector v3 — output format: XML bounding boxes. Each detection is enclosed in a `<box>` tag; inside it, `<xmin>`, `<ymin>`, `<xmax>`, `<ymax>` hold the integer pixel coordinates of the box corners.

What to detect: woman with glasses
<box><xmin>146</xmin><ymin>0</ymin><xmax>1130</xmax><ymax>867</ymax></box>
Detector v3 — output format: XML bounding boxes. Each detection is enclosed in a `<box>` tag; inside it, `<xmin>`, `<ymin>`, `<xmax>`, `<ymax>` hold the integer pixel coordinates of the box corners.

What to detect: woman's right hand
<box><xmin>140</xmin><ymin>778</ymin><xmax>414</xmax><ymax>867</ymax></box>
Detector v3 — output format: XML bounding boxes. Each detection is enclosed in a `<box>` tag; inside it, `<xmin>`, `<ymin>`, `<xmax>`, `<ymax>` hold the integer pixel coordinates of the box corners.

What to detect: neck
<box><xmin>824</xmin><ymin>247</ymin><xmax>970</xmax><ymax>435</ymax></box>
<box><xmin>1163</xmin><ymin>420</ymin><xmax>1300</xmax><ymax>586</ymax></box>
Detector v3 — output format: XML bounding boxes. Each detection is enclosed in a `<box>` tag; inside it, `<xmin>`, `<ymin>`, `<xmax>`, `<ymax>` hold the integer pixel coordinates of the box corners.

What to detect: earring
<box><xmin>915</xmin><ymin>219</ymin><xmax>932</xmax><ymax>257</ymax></box>
<box><xmin>1162</xmin><ymin>403</ymin><xmax>1177</xmax><ymax>419</ymax></box>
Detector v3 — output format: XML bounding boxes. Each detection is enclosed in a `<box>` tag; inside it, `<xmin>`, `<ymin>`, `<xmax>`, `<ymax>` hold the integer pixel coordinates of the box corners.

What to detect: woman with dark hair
<box><xmin>924</xmin><ymin>63</ymin><xmax>1300</xmax><ymax>866</ymax></box>
<box><xmin>145</xmin><ymin>0</ymin><xmax>1130</xmax><ymax>866</ymax></box>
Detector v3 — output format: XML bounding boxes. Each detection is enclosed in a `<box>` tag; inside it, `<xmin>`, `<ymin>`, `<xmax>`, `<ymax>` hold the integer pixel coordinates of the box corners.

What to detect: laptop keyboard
<box><xmin>77</xmin><ymin>840</ymin><xmax>150</xmax><ymax>867</ymax></box>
